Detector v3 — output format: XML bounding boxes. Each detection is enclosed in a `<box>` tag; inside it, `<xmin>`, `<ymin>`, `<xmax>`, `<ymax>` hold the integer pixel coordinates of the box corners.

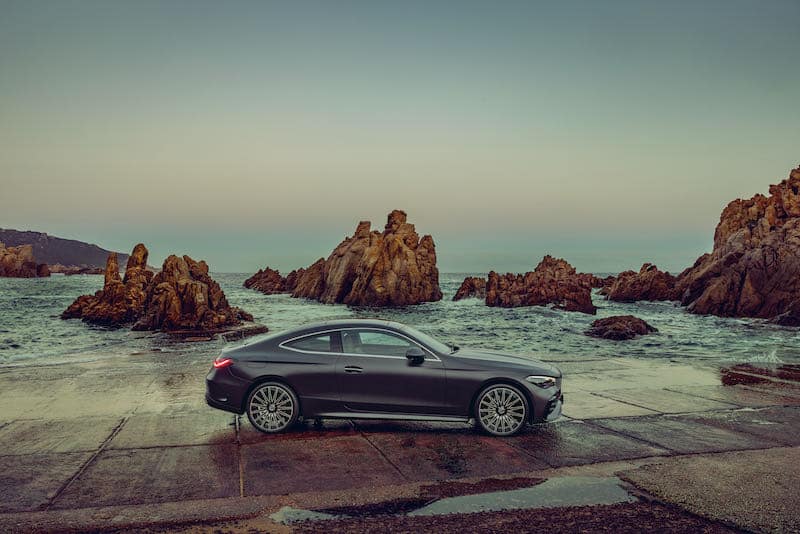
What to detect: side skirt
<box><xmin>313</xmin><ymin>412</ymin><xmax>471</xmax><ymax>424</ymax></box>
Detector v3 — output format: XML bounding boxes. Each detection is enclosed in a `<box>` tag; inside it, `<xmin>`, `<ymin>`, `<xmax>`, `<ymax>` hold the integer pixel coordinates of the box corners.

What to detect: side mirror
<box><xmin>405</xmin><ymin>347</ymin><xmax>426</xmax><ymax>365</ymax></box>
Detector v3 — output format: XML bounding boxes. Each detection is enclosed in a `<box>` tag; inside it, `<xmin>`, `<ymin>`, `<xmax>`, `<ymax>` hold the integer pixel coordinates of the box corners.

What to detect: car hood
<box><xmin>448</xmin><ymin>348</ymin><xmax>562</xmax><ymax>377</ymax></box>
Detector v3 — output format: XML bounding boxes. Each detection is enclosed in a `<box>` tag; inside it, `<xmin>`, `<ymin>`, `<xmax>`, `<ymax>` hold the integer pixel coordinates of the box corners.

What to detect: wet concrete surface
<box><xmin>623</xmin><ymin>447</ymin><xmax>800</xmax><ymax>533</ymax></box>
<box><xmin>594</xmin><ymin>388</ymin><xmax>739</xmax><ymax>413</ymax></box>
<box><xmin>0</xmin><ymin>416</ymin><xmax>122</xmax><ymax>455</ymax></box>
<box><xmin>562</xmin><ymin>391</ymin><xmax>659</xmax><ymax>419</ymax></box>
<box><xmin>0</xmin><ymin>452</ymin><xmax>92</xmax><ymax>512</ymax></box>
<box><xmin>0</xmin><ymin>351</ymin><xmax>797</xmax><ymax>532</ymax></box>
<box><xmin>668</xmin><ymin>384</ymin><xmax>800</xmax><ymax>407</ymax></box>
<box><xmin>108</xmin><ymin>410</ymin><xmax>236</xmax><ymax>449</ymax></box>
<box><xmin>51</xmin><ymin>444</ymin><xmax>241</xmax><ymax>509</ymax></box>
<box><xmin>507</xmin><ymin>420</ymin><xmax>669</xmax><ymax>466</ymax></box>
<box><xmin>241</xmin><ymin>434</ymin><xmax>406</xmax><ymax>495</ymax></box>
<box><xmin>686</xmin><ymin>406</ymin><xmax>800</xmax><ymax>446</ymax></box>
<box><xmin>592</xmin><ymin>414</ymin><xmax>778</xmax><ymax>454</ymax></box>
<box><xmin>359</xmin><ymin>427</ymin><xmax>549</xmax><ymax>479</ymax></box>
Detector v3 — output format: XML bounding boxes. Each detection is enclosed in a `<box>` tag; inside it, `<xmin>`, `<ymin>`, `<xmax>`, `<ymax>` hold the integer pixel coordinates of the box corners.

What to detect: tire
<box><xmin>474</xmin><ymin>383</ymin><xmax>529</xmax><ymax>436</ymax></box>
<box><xmin>246</xmin><ymin>381</ymin><xmax>300</xmax><ymax>434</ymax></box>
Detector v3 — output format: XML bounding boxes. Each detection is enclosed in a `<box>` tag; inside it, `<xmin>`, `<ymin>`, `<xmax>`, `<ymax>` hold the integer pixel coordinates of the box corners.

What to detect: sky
<box><xmin>1</xmin><ymin>0</ymin><xmax>798</xmax><ymax>274</ymax></box>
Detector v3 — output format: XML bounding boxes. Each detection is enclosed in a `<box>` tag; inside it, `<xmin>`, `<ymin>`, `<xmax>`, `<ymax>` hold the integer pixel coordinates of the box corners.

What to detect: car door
<box><xmin>278</xmin><ymin>331</ymin><xmax>343</xmax><ymax>415</ymax></box>
<box><xmin>335</xmin><ymin>328</ymin><xmax>447</xmax><ymax>415</ymax></box>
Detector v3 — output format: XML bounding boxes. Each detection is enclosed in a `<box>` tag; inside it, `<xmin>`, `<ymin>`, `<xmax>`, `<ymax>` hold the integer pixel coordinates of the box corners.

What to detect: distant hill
<box><xmin>0</xmin><ymin>229</ymin><xmax>127</xmax><ymax>268</ymax></box>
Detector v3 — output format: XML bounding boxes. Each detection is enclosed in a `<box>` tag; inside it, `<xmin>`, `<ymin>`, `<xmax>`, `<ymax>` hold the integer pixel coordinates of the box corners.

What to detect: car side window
<box><xmin>284</xmin><ymin>333</ymin><xmax>333</xmax><ymax>353</ymax></box>
<box><xmin>344</xmin><ymin>330</ymin><xmax>417</xmax><ymax>357</ymax></box>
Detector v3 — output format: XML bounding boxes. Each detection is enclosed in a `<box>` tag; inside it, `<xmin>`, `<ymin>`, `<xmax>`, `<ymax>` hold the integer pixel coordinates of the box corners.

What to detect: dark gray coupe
<box><xmin>206</xmin><ymin>319</ymin><xmax>563</xmax><ymax>436</ymax></box>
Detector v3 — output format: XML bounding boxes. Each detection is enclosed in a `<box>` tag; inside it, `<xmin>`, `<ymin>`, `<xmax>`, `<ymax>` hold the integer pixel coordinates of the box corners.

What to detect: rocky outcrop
<box><xmin>453</xmin><ymin>276</ymin><xmax>487</xmax><ymax>301</ymax></box>
<box><xmin>61</xmin><ymin>244</ymin><xmax>153</xmax><ymax>324</ymax></box>
<box><xmin>62</xmin><ymin>244</ymin><xmax>252</xmax><ymax>332</ymax></box>
<box><xmin>50</xmin><ymin>264</ymin><xmax>105</xmax><ymax>275</ymax></box>
<box><xmin>675</xmin><ymin>166</ymin><xmax>800</xmax><ymax>321</ymax></box>
<box><xmin>771</xmin><ymin>300</ymin><xmax>800</xmax><ymax>327</ymax></box>
<box><xmin>283</xmin><ymin>268</ymin><xmax>305</xmax><ymax>292</ymax></box>
<box><xmin>133</xmin><ymin>254</ymin><xmax>252</xmax><ymax>332</ymax></box>
<box><xmin>485</xmin><ymin>255</ymin><xmax>597</xmax><ymax>314</ymax></box>
<box><xmin>290</xmin><ymin>210</ymin><xmax>442</xmax><ymax>306</ymax></box>
<box><xmin>593</xmin><ymin>275</ymin><xmax>616</xmax><ymax>289</ymax></box>
<box><xmin>0</xmin><ymin>243</ymin><xmax>50</xmax><ymax>278</ymax></box>
<box><xmin>604</xmin><ymin>263</ymin><xmax>677</xmax><ymax>302</ymax></box>
<box><xmin>243</xmin><ymin>266</ymin><xmax>307</xmax><ymax>295</ymax></box>
<box><xmin>586</xmin><ymin>315</ymin><xmax>658</xmax><ymax>340</ymax></box>
<box><xmin>244</xmin><ymin>267</ymin><xmax>287</xmax><ymax>294</ymax></box>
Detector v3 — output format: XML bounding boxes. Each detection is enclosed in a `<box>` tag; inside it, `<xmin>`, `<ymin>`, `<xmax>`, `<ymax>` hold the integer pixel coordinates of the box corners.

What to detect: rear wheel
<box><xmin>246</xmin><ymin>382</ymin><xmax>299</xmax><ymax>434</ymax></box>
<box><xmin>475</xmin><ymin>384</ymin><xmax>528</xmax><ymax>436</ymax></box>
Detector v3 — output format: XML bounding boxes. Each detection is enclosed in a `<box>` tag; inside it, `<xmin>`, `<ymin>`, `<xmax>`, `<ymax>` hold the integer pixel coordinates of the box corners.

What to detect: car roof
<box><xmin>287</xmin><ymin>318</ymin><xmax>406</xmax><ymax>334</ymax></box>
<box><xmin>228</xmin><ymin>319</ymin><xmax>414</xmax><ymax>351</ymax></box>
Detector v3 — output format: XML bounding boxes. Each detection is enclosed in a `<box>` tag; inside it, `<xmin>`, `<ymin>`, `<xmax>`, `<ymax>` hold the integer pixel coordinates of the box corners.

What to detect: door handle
<box><xmin>344</xmin><ymin>366</ymin><xmax>363</xmax><ymax>374</ymax></box>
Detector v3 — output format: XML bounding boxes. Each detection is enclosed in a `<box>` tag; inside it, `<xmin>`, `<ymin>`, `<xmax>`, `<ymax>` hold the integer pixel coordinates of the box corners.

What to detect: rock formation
<box><xmin>133</xmin><ymin>254</ymin><xmax>252</xmax><ymax>331</ymax></box>
<box><xmin>675</xmin><ymin>165</ymin><xmax>800</xmax><ymax>321</ymax></box>
<box><xmin>453</xmin><ymin>276</ymin><xmax>487</xmax><ymax>301</ymax></box>
<box><xmin>771</xmin><ymin>300</ymin><xmax>800</xmax><ymax>327</ymax></box>
<box><xmin>593</xmin><ymin>275</ymin><xmax>617</xmax><ymax>290</ymax></box>
<box><xmin>604</xmin><ymin>263</ymin><xmax>677</xmax><ymax>302</ymax></box>
<box><xmin>290</xmin><ymin>210</ymin><xmax>443</xmax><ymax>306</ymax></box>
<box><xmin>244</xmin><ymin>267</ymin><xmax>287</xmax><ymax>294</ymax></box>
<box><xmin>61</xmin><ymin>244</ymin><xmax>153</xmax><ymax>324</ymax></box>
<box><xmin>63</xmin><ymin>244</ymin><xmax>252</xmax><ymax>331</ymax></box>
<box><xmin>485</xmin><ymin>255</ymin><xmax>597</xmax><ymax>314</ymax></box>
<box><xmin>50</xmin><ymin>264</ymin><xmax>105</xmax><ymax>275</ymax></box>
<box><xmin>586</xmin><ymin>315</ymin><xmax>658</xmax><ymax>340</ymax></box>
<box><xmin>283</xmin><ymin>268</ymin><xmax>305</xmax><ymax>292</ymax></box>
<box><xmin>243</xmin><ymin>265</ymin><xmax>307</xmax><ymax>295</ymax></box>
<box><xmin>0</xmin><ymin>243</ymin><xmax>50</xmax><ymax>278</ymax></box>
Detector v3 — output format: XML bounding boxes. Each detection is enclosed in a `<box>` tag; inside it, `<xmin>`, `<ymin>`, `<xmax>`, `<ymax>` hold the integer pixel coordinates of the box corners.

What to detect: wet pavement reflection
<box><xmin>270</xmin><ymin>476</ymin><xmax>637</xmax><ymax>525</ymax></box>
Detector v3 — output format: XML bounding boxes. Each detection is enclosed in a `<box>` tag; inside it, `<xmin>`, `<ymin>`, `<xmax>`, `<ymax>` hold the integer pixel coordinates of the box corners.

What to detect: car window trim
<box><xmin>280</xmin><ymin>332</ymin><xmax>337</xmax><ymax>355</ymax></box>
<box><xmin>279</xmin><ymin>327</ymin><xmax>441</xmax><ymax>362</ymax></box>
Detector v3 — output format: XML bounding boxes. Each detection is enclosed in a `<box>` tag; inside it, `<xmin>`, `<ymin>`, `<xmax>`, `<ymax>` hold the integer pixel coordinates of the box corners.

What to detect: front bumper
<box><xmin>544</xmin><ymin>392</ymin><xmax>564</xmax><ymax>422</ymax></box>
<box><xmin>526</xmin><ymin>382</ymin><xmax>564</xmax><ymax>423</ymax></box>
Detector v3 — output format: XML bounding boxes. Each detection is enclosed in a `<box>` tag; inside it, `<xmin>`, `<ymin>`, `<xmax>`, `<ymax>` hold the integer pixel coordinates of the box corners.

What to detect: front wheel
<box><xmin>246</xmin><ymin>382</ymin><xmax>299</xmax><ymax>434</ymax></box>
<box><xmin>475</xmin><ymin>384</ymin><xmax>528</xmax><ymax>436</ymax></box>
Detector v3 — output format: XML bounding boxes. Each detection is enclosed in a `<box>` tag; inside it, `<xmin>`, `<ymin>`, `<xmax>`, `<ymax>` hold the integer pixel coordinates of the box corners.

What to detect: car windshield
<box><xmin>400</xmin><ymin>325</ymin><xmax>452</xmax><ymax>355</ymax></box>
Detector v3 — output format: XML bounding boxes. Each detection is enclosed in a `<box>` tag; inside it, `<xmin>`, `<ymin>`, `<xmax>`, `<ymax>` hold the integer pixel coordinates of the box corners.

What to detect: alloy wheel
<box><xmin>476</xmin><ymin>385</ymin><xmax>527</xmax><ymax>436</ymax></box>
<box><xmin>247</xmin><ymin>383</ymin><xmax>298</xmax><ymax>433</ymax></box>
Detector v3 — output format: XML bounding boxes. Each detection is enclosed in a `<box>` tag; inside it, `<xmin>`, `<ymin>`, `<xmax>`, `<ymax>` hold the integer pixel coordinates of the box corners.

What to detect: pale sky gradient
<box><xmin>1</xmin><ymin>1</ymin><xmax>798</xmax><ymax>273</ymax></box>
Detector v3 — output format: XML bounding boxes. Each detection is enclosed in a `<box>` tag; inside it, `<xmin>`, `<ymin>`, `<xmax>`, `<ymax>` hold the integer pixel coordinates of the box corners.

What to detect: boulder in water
<box><xmin>586</xmin><ymin>315</ymin><xmax>658</xmax><ymax>340</ymax></box>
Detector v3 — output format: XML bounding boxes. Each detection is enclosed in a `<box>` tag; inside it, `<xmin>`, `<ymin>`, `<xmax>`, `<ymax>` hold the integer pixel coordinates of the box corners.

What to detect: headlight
<box><xmin>525</xmin><ymin>375</ymin><xmax>557</xmax><ymax>388</ymax></box>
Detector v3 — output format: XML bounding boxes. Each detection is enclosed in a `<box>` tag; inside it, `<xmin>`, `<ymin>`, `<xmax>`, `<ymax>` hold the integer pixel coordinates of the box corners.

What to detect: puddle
<box><xmin>270</xmin><ymin>476</ymin><xmax>637</xmax><ymax>525</ymax></box>
<box><xmin>408</xmin><ymin>476</ymin><xmax>636</xmax><ymax>516</ymax></box>
<box><xmin>270</xmin><ymin>507</ymin><xmax>340</xmax><ymax>524</ymax></box>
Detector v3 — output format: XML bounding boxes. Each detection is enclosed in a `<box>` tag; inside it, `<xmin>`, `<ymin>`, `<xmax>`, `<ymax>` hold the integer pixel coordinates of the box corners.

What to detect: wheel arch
<box><xmin>241</xmin><ymin>375</ymin><xmax>302</xmax><ymax>415</ymax></box>
<box><xmin>470</xmin><ymin>377</ymin><xmax>535</xmax><ymax>424</ymax></box>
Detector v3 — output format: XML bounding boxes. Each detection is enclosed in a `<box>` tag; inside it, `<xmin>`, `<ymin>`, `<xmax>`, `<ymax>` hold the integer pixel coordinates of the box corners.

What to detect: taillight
<box><xmin>213</xmin><ymin>357</ymin><xmax>233</xmax><ymax>369</ymax></box>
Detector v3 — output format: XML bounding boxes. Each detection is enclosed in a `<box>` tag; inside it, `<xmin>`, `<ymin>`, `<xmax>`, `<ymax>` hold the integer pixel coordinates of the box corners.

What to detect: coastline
<box><xmin>3</xmin><ymin>273</ymin><xmax>799</xmax><ymax>367</ymax></box>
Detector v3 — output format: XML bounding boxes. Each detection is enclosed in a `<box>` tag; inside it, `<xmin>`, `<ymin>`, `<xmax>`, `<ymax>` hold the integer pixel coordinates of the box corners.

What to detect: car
<box><xmin>206</xmin><ymin>319</ymin><xmax>563</xmax><ymax>436</ymax></box>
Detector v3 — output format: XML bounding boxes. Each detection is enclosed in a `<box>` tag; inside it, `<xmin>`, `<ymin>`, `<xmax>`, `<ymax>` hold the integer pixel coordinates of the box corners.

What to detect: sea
<box><xmin>1</xmin><ymin>273</ymin><xmax>798</xmax><ymax>367</ymax></box>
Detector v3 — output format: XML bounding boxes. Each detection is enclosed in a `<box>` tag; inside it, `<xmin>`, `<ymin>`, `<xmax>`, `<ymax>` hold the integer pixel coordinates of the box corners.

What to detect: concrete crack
<box><xmin>43</xmin><ymin>415</ymin><xmax>129</xmax><ymax>510</ymax></box>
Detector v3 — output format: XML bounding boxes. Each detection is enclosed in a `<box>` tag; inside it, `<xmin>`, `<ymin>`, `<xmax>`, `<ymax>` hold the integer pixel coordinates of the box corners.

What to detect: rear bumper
<box><xmin>205</xmin><ymin>391</ymin><xmax>241</xmax><ymax>414</ymax></box>
<box><xmin>205</xmin><ymin>367</ymin><xmax>248</xmax><ymax>415</ymax></box>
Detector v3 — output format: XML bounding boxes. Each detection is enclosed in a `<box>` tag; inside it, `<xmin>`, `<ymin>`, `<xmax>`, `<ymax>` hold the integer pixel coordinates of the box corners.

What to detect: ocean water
<box><xmin>1</xmin><ymin>273</ymin><xmax>798</xmax><ymax>366</ymax></box>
